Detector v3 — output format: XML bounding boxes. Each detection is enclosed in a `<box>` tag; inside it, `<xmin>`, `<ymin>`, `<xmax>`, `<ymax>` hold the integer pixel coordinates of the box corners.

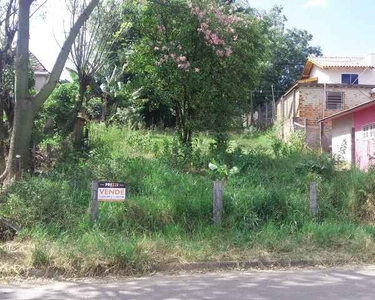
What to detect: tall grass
<box><xmin>1</xmin><ymin>124</ymin><xmax>375</xmax><ymax>276</ymax></box>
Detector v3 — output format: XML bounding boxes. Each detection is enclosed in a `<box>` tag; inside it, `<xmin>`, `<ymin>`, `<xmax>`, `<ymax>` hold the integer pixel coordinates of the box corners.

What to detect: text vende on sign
<box><xmin>97</xmin><ymin>182</ymin><xmax>126</xmax><ymax>202</ymax></box>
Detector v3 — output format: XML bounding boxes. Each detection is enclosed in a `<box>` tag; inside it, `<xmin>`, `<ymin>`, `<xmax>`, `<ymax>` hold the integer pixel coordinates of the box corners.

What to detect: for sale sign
<box><xmin>97</xmin><ymin>182</ymin><xmax>126</xmax><ymax>202</ymax></box>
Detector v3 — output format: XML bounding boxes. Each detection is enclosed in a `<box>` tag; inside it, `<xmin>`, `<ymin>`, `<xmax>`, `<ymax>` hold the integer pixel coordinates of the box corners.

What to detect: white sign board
<box><xmin>97</xmin><ymin>182</ymin><xmax>126</xmax><ymax>202</ymax></box>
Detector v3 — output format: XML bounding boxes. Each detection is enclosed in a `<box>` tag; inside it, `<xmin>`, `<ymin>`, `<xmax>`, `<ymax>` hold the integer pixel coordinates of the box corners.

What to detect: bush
<box><xmin>87</xmin><ymin>97</ymin><xmax>104</xmax><ymax>120</ymax></box>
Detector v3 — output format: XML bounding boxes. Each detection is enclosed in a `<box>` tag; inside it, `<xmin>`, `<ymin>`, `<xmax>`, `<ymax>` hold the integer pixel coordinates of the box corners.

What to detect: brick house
<box><xmin>318</xmin><ymin>100</ymin><xmax>375</xmax><ymax>170</ymax></box>
<box><xmin>276</xmin><ymin>54</ymin><xmax>375</xmax><ymax>150</ymax></box>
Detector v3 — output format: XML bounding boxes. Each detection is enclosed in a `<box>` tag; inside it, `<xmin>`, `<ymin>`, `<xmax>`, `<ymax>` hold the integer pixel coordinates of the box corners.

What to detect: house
<box><xmin>30</xmin><ymin>53</ymin><xmax>49</xmax><ymax>92</ymax></box>
<box><xmin>318</xmin><ymin>100</ymin><xmax>375</xmax><ymax>170</ymax></box>
<box><xmin>276</xmin><ymin>54</ymin><xmax>375</xmax><ymax>150</ymax></box>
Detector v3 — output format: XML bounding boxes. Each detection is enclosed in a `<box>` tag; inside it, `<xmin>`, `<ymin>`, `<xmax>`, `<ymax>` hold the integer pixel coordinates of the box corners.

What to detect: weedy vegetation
<box><xmin>1</xmin><ymin>125</ymin><xmax>375</xmax><ymax>277</ymax></box>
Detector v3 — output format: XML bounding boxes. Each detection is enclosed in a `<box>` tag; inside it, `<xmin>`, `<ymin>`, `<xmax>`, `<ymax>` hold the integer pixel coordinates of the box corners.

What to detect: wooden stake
<box><xmin>351</xmin><ymin>127</ymin><xmax>356</xmax><ymax>168</ymax></box>
<box><xmin>272</xmin><ymin>85</ymin><xmax>276</xmax><ymax>122</ymax></box>
<box><xmin>30</xmin><ymin>140</ymin><xmax>36</xmax><ymax>175</ymax></box>
<box><xmin>89</xmin><ymin>181</ymin><xmax>99</xmax><ymax>222</ymax></box>
<box><xmin>15</xmin><ymin>155</ymin><xmax>22</xmax><ymax>181</ymax></box>
<box><xmin>213</xmin><ymin>180</ymin><xmax>223</xmax><ymax>225</ymax></box>
<box><xmin>310</xmin><ymin>182</ymin><xmax>317</xmax><ymax>216</ymax></box>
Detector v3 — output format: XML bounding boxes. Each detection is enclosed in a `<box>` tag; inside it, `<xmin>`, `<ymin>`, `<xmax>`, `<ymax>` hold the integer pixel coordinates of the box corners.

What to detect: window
<box><xmin>342</xmin><ymin>74</ymin><xmax>359</xmax><ymax>85</ymax></box>
<box><xmin>363</xmin><ymin>124</ymin><xmax>375</xmax><ymax>138</ymax></box>
<box><xmin>326</xmin><ymin>91</ymin><xmax>343</xmax><ymax>110</ymax></box>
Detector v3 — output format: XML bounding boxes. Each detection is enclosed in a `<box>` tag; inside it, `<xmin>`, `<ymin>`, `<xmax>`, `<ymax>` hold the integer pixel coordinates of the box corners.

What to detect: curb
<box><xmin>153</xmin><ymin>259</ymin><xmax>349</xmax><ymax>272</ymax></box>
<box><xmin>1</xmin><ymin>259</ymin><xmax>351</xmax><ymax>279</ymax></box>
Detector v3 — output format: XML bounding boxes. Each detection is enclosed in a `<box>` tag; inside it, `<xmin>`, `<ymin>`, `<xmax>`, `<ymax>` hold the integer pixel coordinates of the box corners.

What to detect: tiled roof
<box><xmin>30</xmin><ymin>52</ymin><xmax>49</xmax><ymax>74</ymax></box>
<box><xmin>308</xmin><ymin>56</ymin><xmax>372</xmax><ymax>69</ymax></box>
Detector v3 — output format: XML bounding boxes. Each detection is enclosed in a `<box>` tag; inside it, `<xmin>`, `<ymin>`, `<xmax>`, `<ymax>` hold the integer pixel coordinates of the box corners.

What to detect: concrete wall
<box><xmin>34</xmin><ymin>73</ymin><xmax>49</xmax><ymax>92</ymax></box>
<box><xmin>354</xmin><ymin>105</ymin><xmax>375</xmax><ymax>170</ymax></box>
<box><xmin>310</xmin><ymin>66</ymin><xmax>375</xmax><ymax>85</ymax></box>
<box><xmin>276</xmin><ymin>89</ymin><xmax>301</xmax><ymax>140</ymax></box>
<box><xmin>331</xmin><ymin>115</ymin><xmax>353</xmax><ymax>163</ymax></box>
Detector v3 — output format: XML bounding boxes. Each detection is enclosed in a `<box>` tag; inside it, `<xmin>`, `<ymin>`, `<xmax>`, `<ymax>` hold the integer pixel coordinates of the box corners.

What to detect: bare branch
<box><xmin>34</xmin><ymin>0</ymin><xmax>100</xmax><ymax>110</ymax></box>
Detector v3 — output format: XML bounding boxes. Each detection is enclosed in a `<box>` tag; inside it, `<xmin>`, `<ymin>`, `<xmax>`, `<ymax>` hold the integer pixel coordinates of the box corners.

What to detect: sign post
<box><xmin>89</xmin><ymin>181</ymin><xmax>126</xmax><ymax>221</ymax></box>
<box><xmin>213</xmin><ymin>180</ymin><xmax>223</xmax><ymax>225</ymax></box>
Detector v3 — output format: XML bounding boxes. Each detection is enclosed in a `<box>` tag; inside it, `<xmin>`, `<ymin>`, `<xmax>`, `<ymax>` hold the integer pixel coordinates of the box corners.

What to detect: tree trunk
<box><xmin>66</xmin><ymin>79</ymin><xmax>86</xmax><ymax>133</ymax></box>
<box><xmin>101</xmin><ymin>93</ymin><xmax>108</xmax><ymax>122</ymax></box>
<box><xmin>0</xmin><ymin>0</ymin><xmax>100</xmax><ymax>183</ymax></box>
<box><xmin>5</xmin><ymin>0</ymin><xmax>34</xmax><ymax>179</ymax></box>
<box><xmin>0</xmin><ymin>52</ymin><xmax>6</xmax><ymax>174</ymax></box>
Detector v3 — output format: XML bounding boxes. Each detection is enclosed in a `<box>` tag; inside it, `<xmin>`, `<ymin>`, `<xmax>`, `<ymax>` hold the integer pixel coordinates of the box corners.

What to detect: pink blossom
<box><xmin>177</xmin><ymin>61</ymin><xmax>190</xmax><ymax>70</ymax></box>
<box><xmin>157</xmin><ymin>25</ymin><xmax>166</xmax><ymax>32</ymax></box>
<box><xmin>225</xmin><ymin>48</ymin><xmax>232</xmax><ymax>57</ymax></box>
<box><xmin>216</xmin><ymin>50</ymin><xmax>224</xmax><ymax>57</ymax></box>
<box><xmin>233</xmin><ymin>35</ymin><xmax>238</xmax><ymax>41</ymax></box>
<box><xmin>177</xmin><ymin>55</ymin><xmax>187</xmax><ymax>62</ymax></box>
<box><xmin>201</xmin><ymin>22</ymin><xmax>209</xmax><ymax>30</ymax></box>
<box><xmin>154</xmin><ymin>46</ymin><xmax>160</xmax><ymax>51</ymax></box>
<box><xmin>177</xmin><ymin>45</ymin><xmax>183</xmax><ymax>50</ymax></box>
<box><xmin>210</xmin><ymin>33</ymin><xmax>221</xmax><ymax>45</ymax></box>
<box><xmin>170</xmin><ymin>53</ymin><xmax>176</xmax><ymax>58</ymax></box>
<box><xmin>194</xmin><ymin>68</ymin><xmax>200</xmax><ymax>72</ymax></box>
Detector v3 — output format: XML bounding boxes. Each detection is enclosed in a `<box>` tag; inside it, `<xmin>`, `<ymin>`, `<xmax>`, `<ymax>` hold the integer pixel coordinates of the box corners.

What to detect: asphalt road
<box><xmin>2</xmin><ymin>266</ymin><xmax>375</xmax><ymax>299</ymax></box>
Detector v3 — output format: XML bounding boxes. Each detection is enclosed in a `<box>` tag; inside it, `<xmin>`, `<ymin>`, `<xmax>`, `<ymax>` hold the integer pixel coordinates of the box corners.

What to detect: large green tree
<box><xmin>126</xmin><ymin>0</ymin><xmax>266</xmax><ymax>145</ymax></box>
<box><xmin>259</xmin><ymin>6</ymin><xmax>322</xmax><ymax>94</ymax></box>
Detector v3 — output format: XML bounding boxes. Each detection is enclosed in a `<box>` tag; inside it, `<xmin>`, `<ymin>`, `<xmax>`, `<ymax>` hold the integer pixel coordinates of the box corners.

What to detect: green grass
<box><xmin>1</xmin><ymin>124</ymin><xmax>375</xmax><ymax>277</ymax></box>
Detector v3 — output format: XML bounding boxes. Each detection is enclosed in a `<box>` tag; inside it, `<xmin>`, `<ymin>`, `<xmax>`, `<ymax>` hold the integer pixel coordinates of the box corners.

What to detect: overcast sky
<box><xmin>29</xmin><ymin>0</ymin><xmax>375</xmax><ymax>77</ymax></box>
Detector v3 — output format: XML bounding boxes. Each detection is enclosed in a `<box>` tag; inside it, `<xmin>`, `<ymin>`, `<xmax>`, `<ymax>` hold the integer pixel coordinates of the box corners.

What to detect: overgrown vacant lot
<box><xmin>1</xmin><ymin>125</ymin><xmax>375</xmax><ymax>277</ymax></box>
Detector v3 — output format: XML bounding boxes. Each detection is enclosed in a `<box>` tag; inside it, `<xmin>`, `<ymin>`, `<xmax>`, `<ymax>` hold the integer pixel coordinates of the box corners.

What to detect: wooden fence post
<box><xmin>90</xmin><ymin>181</ymin><xmax>99</xmax><ymax>222</ymax></box>
<box><xmin>310</xmin><ymin>182</ymin><xmax>317</xmax><ymax>216</ymax></box>
<box><xmin>46</xmin><ymin>143</ymin><xmax>52</xmax><ymax>167</ymax></box>
<box><xmin>30</xmin><ymin>140</ymin><xmax>36</xmax><ymax>175</ymax></box>
<box><xmin>15</xmin><ymin>155</ymin><xmax>22</xmax><ymax>181</ymax></box>
<box><xmin>84</xmin><ymin>128</ymin><xmax>89</xmax><ymax>149</ymax></box>
<box><xmin>213</xmin><ymin>180</ymin><xmax>223</xmax><ymax>225</ymax></box>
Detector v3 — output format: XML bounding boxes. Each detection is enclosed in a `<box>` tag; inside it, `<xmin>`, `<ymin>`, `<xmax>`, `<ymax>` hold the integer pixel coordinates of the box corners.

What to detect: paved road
<box><xmin>2</xmin><ymin>266</ymin><xmax>375</xmax><ymax>299</ymax></box>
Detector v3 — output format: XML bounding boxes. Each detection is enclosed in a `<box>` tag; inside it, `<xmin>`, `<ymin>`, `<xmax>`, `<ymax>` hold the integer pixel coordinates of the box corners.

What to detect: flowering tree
<box><xmin>128</xmin><ymin>0</ymin><xmax>266</xmax><ymax>145</ymax></box>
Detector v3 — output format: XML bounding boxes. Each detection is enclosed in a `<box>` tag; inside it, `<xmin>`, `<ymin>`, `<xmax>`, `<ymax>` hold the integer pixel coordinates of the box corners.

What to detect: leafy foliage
<box><xmin>126</xmin><ymin>0</ymin><xmax>266</xmax><ymax>144</ymax></box>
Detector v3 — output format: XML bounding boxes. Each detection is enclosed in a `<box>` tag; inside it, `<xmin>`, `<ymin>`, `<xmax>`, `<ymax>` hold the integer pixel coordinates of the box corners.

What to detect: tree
<box><xmin>127</xmin><ymin>0</ymin><xmax>266</xmax><ymax>145</ymax></box>
<box><xmin>258</xmin><ymin>6</ymin><xmax>322</xmax><ymax>93</ymax></box>
<box><xmin>0</xmin><ymin>0</ymin><xmax>17</xmax><ymax>173</ymax></box>
<box><xmin>65</xmin><ymin>0</ymin><xmax>118</xmax><ymax>134</ymax></box>
<box><xmin>0</xmin><ymin>0</ymin><xmax>99</xmax><ymax>182</ymax></box>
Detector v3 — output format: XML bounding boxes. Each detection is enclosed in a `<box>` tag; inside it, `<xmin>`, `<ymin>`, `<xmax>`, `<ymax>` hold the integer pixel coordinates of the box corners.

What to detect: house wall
<box><xmin>301</xmin><ymin>85</ymin><xmax>372</xmax><ymax>148</ymax></box>
<box><xmin>276</xmin><ymin>89</ymin><xmax>300</xmax><ymax>140</ymax></box>
<box><xmin>34</xmin><ymin>73</ymin><xmax>49</xmax><ymax>92</ymax></box>
<box><xmin>277</xmin><ymin>84</ymin><xmax>372</xmax><ymax>149</ymax></box>
<box><xmin>353</xmin><ymin>105</ymin><xmax>375</xmax><ymax>170</ymax></box>
<box><xmin>331</xmin><ymin>115</ymin><xmax>353</xmax><ymax>163</ymax></box>
<box><xmin>310</xmin><ymin>66</ymin><xmax>375</xmax><ymax>85</ymax></box>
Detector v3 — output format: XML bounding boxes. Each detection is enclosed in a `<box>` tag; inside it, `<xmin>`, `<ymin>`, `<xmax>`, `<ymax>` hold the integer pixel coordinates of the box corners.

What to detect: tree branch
<box><xmin>34</xmin><ymin>0</ymin><xmax>99</xmax><ymax>111</ymax></box>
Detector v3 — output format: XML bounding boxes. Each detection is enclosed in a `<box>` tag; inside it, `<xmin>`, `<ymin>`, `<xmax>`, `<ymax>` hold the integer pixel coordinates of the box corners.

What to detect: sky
<box><xmin>29</xmin><ymin>0</ymin><xmax>375</xmax><ymax>76</ymax></box>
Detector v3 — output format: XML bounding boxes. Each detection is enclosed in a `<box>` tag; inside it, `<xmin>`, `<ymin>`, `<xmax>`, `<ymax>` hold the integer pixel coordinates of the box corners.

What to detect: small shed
<box><xmin>319</xmin><ymin>100</ymin><xmax>375</xmax><ymax>170</ymax></box>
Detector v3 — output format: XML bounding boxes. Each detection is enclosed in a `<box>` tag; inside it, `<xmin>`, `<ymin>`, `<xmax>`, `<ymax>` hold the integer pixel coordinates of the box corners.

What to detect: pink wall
<box><xmin>354</xmin><ymin>104</ymin><xmax>375</xmax><ymax>170</ymax></box>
